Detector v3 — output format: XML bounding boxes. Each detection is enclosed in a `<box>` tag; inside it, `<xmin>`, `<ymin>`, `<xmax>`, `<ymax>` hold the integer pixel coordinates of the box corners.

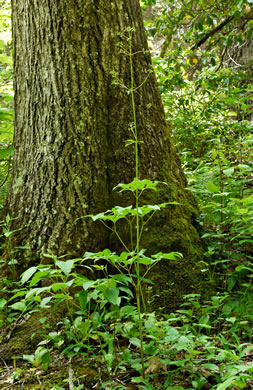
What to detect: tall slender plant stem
<box><xmin>129</xmin><ymin>30</ymin><xmax>145</xmax><ymax>379</ymax></box>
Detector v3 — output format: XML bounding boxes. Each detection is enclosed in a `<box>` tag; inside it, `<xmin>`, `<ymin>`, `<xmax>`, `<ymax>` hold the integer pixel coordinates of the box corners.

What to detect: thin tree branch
<box><xmin>190</xmin><ymin>15</ymin><xmax>234</xmax><ymax>51</ymax></box>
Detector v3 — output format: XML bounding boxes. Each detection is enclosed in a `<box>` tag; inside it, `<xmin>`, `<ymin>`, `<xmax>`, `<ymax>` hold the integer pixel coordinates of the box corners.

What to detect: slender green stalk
<box><xmin>129</xmin><ymin>30</ymin><xmax>145</xmax><ymax>380</ymax></box>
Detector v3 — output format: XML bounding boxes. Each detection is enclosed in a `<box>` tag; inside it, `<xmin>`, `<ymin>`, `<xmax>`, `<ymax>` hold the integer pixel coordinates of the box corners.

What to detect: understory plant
<box><xmin>2</xmin><ymin>257</ymin><xmax>253</xmax><ymax>389</ymax></box>
<box><xmin>152</xmin><ymin>32</ymin><xmax>253</xmax><ymax>299</ymax></box>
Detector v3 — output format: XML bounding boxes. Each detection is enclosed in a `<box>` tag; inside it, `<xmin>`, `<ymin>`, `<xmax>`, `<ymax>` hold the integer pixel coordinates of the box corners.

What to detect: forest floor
<box><xmin>0</xmin><ymin>347</ymin><xmax>253</xmax><ymax>389</ymax></box>
<box><xmin>0</xmin><ymin>353</ymin><xmax>106</xmax><ymax>389</ymax></box>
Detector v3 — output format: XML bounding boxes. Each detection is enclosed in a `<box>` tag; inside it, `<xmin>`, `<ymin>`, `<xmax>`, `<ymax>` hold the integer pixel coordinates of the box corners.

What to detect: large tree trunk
<box><xmin>4</xmin><ymin>0</ymin><xmax>205</xmax><ymax>308</ymax></box>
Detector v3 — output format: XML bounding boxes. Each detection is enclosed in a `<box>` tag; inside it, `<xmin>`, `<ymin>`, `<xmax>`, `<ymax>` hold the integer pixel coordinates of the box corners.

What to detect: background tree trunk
<box><xmin>4</xmin><ymin>0</ymin><xmax>206</xmax><ymax>308</ymax></box>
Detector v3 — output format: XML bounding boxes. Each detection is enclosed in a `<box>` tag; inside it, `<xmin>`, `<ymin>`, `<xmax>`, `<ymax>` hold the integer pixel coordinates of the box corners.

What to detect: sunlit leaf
<box><xmin>55</xmin><ymin>259</ymin><xmax>74</xmax><ymax>276</ymax></box>
<box><xmin>103</xmin><ymin>287</ymin><xmax>119</xmax><ymax>305</ymax></box>
<box><xmin>206</xmin><ymin>181</ymin><xmax>219</xmax><ymax>193</ymax></box>
<box><xmin>21</xmin><ymin>266</ymin><xmax>38</xmax><ymax>284</ymax></box>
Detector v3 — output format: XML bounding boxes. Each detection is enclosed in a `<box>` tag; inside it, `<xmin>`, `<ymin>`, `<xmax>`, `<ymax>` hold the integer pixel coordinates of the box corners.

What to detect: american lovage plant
<box><xmin>83</xmin><ymin>27</ymin><xmax>182</xmax><ymax>379</ymax></box>
<box><xmin>2</xmin><ymin>27</ymin><xmax>182</xmax><ymax>380</ymax></box>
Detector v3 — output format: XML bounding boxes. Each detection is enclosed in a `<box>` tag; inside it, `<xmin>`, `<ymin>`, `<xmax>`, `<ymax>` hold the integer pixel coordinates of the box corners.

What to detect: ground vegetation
<box><xmin>0</xmin><ymin>0</ymin><xmax>252</xmax><ymax>388</ymax></box>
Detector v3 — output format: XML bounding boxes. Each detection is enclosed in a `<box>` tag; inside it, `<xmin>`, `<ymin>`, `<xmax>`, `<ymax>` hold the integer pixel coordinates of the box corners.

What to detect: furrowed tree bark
<box><xmin>4</xmin><ymin>0</ymin><xmax>207</xmax><ymax>309</ymax></box>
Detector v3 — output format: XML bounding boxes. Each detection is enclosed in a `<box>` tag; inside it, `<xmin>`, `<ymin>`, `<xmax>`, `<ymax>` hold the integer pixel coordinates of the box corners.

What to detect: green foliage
<box><xmin>0</xmin><ymin>0</ymin><xmax>13</xmax><ymax>206</ymax></box>
<box><xmin>2</xmin><ymin>258</ymin><xmax>253</xmax><ymax>388</ymax></box>
<box><xmin>0</xmin><ymin>1</ymin><xmax>253</xmax><ymax>388</ymax></box>
<box><xmin>149</xmin><ymin>0</ymin><xmax>253</xmax><ymax>295</ymax></box>
<box><xmin>23</xmin><ymin>346</ymin><xmax>52</xmax><ymax>371</ymax></box>
<box><xmin>0</xmin><ymin>215</ymin><xmax>28</xmax><ymax>278</ymax></box>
